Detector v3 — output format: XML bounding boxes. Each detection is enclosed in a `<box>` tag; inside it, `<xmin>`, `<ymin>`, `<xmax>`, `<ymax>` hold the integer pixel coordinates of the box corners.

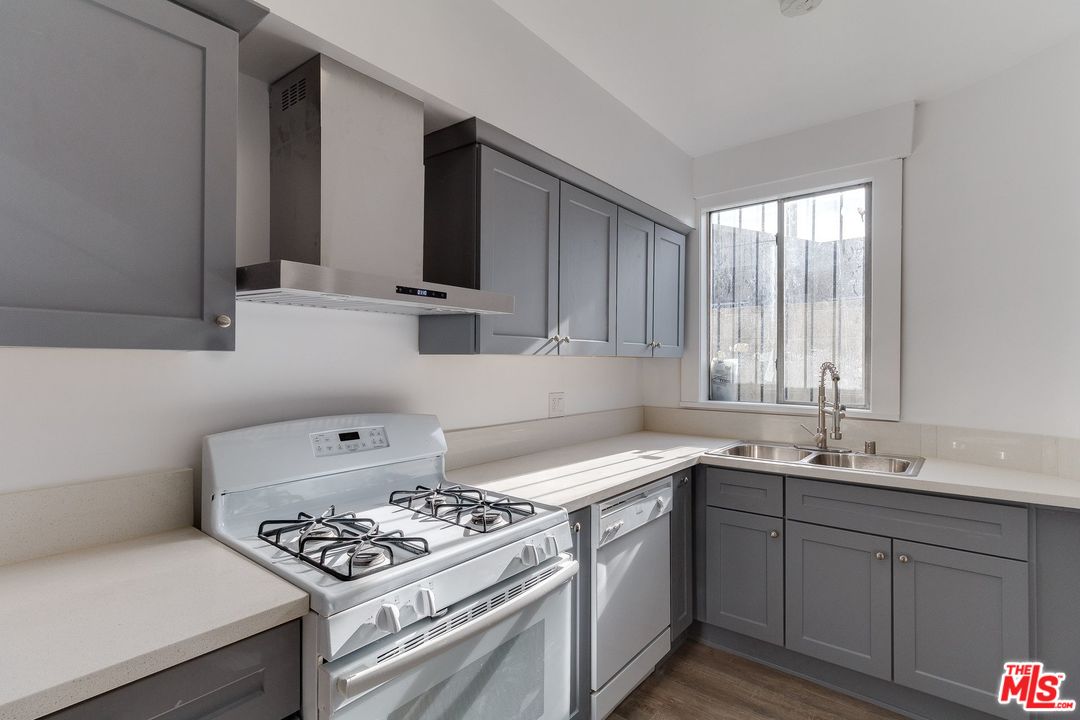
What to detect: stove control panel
<box><xmin>310</xmin><ymin>426</ymin><xmax>389</xmax><ymax>457</ymax></box>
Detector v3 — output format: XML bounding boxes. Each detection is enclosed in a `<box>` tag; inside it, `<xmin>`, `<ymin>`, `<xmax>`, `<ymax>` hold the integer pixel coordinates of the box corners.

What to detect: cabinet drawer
<box><xmin>786</xmin><ymin>478</ymin><xmax>1028</xmax><ymax>560</ymax></box>
<box><xmin>46</xmin><ymin>621</ymin><xmax>300</xmax><ymax>720</ymax></box>
<box><xmin>705</xmin><ymin>468</ymin><xmax>783</xmax><ymax>517</ymax></box>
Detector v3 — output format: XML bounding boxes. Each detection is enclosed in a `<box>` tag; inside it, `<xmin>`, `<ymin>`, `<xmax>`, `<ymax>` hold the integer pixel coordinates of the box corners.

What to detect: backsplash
<box><xmin>644</xmin><ymin>406</ymin><xmax>1080</xmax><ymax>480</ymax></box>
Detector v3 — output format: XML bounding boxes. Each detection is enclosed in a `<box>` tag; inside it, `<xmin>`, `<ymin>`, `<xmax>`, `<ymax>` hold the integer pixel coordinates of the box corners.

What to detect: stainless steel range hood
<box><xmin>237</xmin><ymin>55</ymin><xmax>512</xmax><ymax>316</ymax></box>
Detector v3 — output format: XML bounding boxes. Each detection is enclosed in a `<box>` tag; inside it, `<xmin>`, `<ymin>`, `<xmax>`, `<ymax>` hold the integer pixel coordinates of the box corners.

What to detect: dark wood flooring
<box><xmin>610</xmin><ymin>641</ymin><xmax>906</xmax><ymax>720</ymax></box>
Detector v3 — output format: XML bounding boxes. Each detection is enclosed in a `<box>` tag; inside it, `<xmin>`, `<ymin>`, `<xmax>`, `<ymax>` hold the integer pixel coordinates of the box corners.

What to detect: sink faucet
<box><xmin>800</xmin><ymin>362</ymin><xmax>846</xmax><ymax>450</ymax></box>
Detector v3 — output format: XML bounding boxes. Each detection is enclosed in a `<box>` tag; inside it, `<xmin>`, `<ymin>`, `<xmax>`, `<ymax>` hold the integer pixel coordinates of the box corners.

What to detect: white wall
<box><xmin>0</xmin><ymin>0</ymin><xmax>690</xmax><ymax>493</ymax></box>
<box><xmin>258</xmin><ymin>0</ymin><xmax>693</xmax><ymax>224</ymax></box>
<box><xmin>649</xmin><ymin>34</ymin><xmax>1080</xmax><ymax>439</ymax></box>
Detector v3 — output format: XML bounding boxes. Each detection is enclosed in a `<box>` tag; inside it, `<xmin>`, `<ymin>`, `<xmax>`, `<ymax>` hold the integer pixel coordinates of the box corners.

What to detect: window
<box><xmin>684</xmin><ymin>159</ymin><xmax>900</xmax><ymax>420</ymax></box>
<box><xmin>708</xmin><ymin>185</ymin><xmax>869</xmax><ymax>408</ymax></box>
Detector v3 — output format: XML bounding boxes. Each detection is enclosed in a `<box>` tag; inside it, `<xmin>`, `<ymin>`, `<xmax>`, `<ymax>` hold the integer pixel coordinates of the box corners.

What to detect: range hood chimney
<box><xmin>237</xmin><ymin>55</ymin><xmax>512</xmax><ymax>316</ymax></box>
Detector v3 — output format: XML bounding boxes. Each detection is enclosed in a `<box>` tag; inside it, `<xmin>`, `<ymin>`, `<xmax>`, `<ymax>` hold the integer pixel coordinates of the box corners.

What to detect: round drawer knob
<box><xmin>875</xmin><ymin>551</ymin><xmax>887</xmax><ymax>561</ymax></box>
<box><xmin>898</xmin><ymin>554</ymin><xmax>910</xmax><ymax>564</ymax></box>
<box><xmin>572</xmin><ymin>522</ymin><xmax>582</xmax><ymax>533</ymax></box>
<box><xmin>769</xmin><ymin>530</ymin><xmax>780</xmax><ymax>539</ymax></box>
<box><xmin>214</xmin><ymin>314</ymin><xmax>233</xmax><ymax>328</ymax></box>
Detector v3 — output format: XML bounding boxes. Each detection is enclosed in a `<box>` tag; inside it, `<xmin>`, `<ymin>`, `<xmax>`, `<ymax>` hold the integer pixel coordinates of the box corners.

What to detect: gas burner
<box><xmin>258</xmin><ymin>509</ymin><xmax>429</xmax><ymax>581</ymax></box>
<box><xmin>391</xmin><ymin>485</ymin><xmax>536</xmax><ymax>533</ymax></box>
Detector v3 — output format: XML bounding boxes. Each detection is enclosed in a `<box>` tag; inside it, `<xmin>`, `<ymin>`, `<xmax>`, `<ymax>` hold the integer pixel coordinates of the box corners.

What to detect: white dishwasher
<box><xmin>590</xmin><ymin>476</ymin><xmax>673</xmax><ymax>719</ymax></box>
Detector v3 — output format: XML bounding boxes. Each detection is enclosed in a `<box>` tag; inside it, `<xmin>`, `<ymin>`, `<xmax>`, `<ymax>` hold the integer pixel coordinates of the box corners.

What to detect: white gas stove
<box><xmin>202</xmin><ymin>414</ymin><xmax>577</xmax><ymax>720</ymax></box>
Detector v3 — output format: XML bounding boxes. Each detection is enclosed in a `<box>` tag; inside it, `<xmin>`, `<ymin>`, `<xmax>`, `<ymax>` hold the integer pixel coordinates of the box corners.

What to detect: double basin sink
<box><xmin>708</xmin><ymin>442</ymin><xmax>924</xmax><ymax>477</ymax></box>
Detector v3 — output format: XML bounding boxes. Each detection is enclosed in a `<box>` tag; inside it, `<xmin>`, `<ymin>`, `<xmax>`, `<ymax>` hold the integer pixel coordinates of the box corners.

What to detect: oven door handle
<box><xmin>337</xmin><ymin>555</ymin><xmax>579</xmax><ymax>700</ymax></box>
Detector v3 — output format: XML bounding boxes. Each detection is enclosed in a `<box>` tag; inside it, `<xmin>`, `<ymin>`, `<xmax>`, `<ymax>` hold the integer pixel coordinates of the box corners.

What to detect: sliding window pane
<box><xmin>708</xmin><ymin>202</ymin><xmax>778</xmax><ymax>402</ymax></box>
<box><xmin>782</xmin><ymin>186</ymin><xmax>868</xmax><ymax>407</ymax></box>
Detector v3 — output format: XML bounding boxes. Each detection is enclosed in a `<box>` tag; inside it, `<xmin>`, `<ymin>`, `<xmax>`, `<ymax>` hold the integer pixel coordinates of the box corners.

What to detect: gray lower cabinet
<box><xmin>569</xmin><ymin>507</ymin><xmax>592</xmax><ymax>720</ymax></box>
<box><xmin>45</xmin><ymin>621</ymin><xmax>300</xmax><ymax>719</ymax></box>
<box><xmin>670</xmin><ymin>469</ymin><xmax>693</xmax><ymax>637</ymax></box>
<box><xmin>558</xmin><ymin>183</ymin><xmax>617</xmax><ymax>356</ymax></box>
<box><xmin>784</xmin><ymin>520</ymin><xmax>893</xmax><ymax>681</ymax></box>
<box><xmin>0</xmin><ymin>0</ymin><xmax>237</xmax><ymax>350</ymax></box>
<box><xmin>650</xmin><ymin>225</ymin><xmax>686</xmax><ymax>358</ymax></box>
<box><xmin>703</xmin><ymin>507</ymin><xmax>784</xmax><ymax>645</ymax></box>
<box><xmin>893</xmin><ymin>541</ymin><xmax>1029</xmax><ymax>719</ymax></box>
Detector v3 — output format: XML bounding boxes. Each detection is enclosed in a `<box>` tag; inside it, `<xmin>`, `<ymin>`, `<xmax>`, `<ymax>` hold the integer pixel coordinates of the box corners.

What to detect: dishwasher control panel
<box><xmin>594</xmin><ymin>476</ymin><xmax>673</xmax><ymax>547</ymax></box>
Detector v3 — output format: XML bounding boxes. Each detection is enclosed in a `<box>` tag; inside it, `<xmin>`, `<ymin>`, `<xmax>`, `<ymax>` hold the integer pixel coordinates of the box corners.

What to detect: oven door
<box><xmin>320</xmin><ymin>554</ymin><xmax>577</xmax><ymax>720</ymax></box>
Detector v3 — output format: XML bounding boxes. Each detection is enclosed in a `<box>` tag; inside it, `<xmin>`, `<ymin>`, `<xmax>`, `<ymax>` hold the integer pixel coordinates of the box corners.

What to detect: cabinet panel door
<box><xmin>704</xmin><ymin>507</ymin><xmax>783</xmax><ymax>645</ymax></box>
<box><xmin>568</xmin><ymin>507</ymin><xmax>592</xmax><ymax>720</ymax></box>
<box><xmin>0</xmin><ymin>0</ymin><xmax>236</xmax><ymax>350</ymax></box>
<box><xmin>650</xmin><ymin>225</ymin><xmax>685</xmax><ymax>358</ymax></box>
<box><xmin>559</xmin><ymin>183</ymin><xmax>616</xmax><ymax>356</ymax></box>
<box><xmin>785</xmin><ymin>521</ymin><xmax>892</xmax><ymax>680</ymax></box>
<box><xmin>615</xmin><ymin>209</ymin><xmax>654</xmax><ymax>357</ymax></box>
<box><xmin>893</xmin><ymin>541</ymin><xmax>1029</xmax><ymax>718</ymax></box>
<box><xmin>670</xmin><ymin>470</ymin><xmax>693</xmax><ymax>637</ymax></box>
<box><xmin>477</xmin><ymin>146</ymin><xmax>560</xmax><ymax>354</ymax></box>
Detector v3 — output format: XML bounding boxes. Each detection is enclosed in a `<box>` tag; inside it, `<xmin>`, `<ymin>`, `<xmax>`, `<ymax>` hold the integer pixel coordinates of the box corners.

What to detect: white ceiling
<box><xmin>492</xmin><ymin>0</ymin><xmax>1080</xmax><ymax>157</ymax></box>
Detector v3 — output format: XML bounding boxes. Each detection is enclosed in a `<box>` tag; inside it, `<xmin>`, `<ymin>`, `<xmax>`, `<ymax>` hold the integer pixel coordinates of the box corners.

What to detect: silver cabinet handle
<box><xmin>214</xmin><ymin>314</ymin><xmax>232</xmax><ymax>328</ymax></box>
<box><xmin>561</xmin><ymin>336</ymin><xmax>570</xmax><ymax>344</ymax></box>
<box><xmin>898</xmin><ymin>554</ymin><xmax>910</xmax><ymax>564</ymax></box>
<box><xmin>551</xmin><ymin>334</ymin><xmax>563</xmax><ymax>344</ymax></box>
<box><xmin>572</xmin><ymin>522</ymin><xmax>581</xmax><ymax>533</ymax></box>
<box><xmin>769</xmin><ymin>530</ymin><xmax>780</xmax><ymax>539</ymax></box>
<box><xmin>678</xmin><ymin>476</ymin><xmax>689</xmax><ymax>487</ymax></box>
<box><xmin>875</xmin><ymin>551</ymin><xmax>887</xmax><ymax>561</ymax></box>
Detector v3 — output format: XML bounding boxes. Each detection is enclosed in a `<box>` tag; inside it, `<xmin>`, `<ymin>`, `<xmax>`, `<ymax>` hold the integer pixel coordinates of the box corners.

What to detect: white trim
<box><xmin>681</xmin><ymin>159</ymin><xmax>902</xmax><ymax>421</ymax></box>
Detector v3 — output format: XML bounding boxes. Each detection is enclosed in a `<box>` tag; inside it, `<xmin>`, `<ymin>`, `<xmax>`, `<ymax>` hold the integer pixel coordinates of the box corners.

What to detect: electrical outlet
<box><xmin>548</xmin><ymin>392</ymin><xmax>566</xmax><ymax>418</ymax></box>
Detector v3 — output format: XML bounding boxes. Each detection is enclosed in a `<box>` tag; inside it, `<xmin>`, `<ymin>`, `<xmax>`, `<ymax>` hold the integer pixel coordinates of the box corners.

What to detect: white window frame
<box><xmin>681</xmin><ymin>159</ymin><xmax>901</xmax><ymax>421</ymax></box>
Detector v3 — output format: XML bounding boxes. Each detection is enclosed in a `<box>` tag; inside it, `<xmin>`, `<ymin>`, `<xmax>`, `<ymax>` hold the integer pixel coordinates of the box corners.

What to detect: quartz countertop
<box><xmin>449</xmin><ymin>431</ymin><xmax>1080</xmax><ymax>512</ymax></box>
<box><xmin>0</xmin><ymin>527</ymin><xmax>309</xmax><ymax>720</ymax></box>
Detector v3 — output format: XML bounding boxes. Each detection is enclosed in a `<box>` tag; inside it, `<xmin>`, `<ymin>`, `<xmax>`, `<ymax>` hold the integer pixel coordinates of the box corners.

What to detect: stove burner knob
<box><xmin>375</xmin><ymin>604</ymin><xmax>402</xmax><ymax>634</ymax></box>
<box><xmin>417</xmin><ymin>588</ymin><xmax>438</xmax><ymax>618</ymax></box>
<box><xmin>520</xmin><ymin>543</ymin><xmax>542</xmax><ymax>567</ymax></box>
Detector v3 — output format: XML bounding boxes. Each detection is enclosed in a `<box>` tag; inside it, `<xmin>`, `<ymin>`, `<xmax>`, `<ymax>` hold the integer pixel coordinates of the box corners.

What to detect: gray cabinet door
<box><xmin>477</xmin><ymin>146</ymin><xmax>560</xmax><ymax>354</ymax></box>
<box><xmin>651</xmin><ymin>225</ymin><xmax>686</xmax><ymax>358</ymax></box>
<box><xmin>0</xmin><ymin>0</ymin><xmax>237</xmax><ymax>350</ymax></box>
<box><xmin>615</xmin><ymin>209</ymin><xmax>655</xmax><ymax>357</ymax></box>
<box><xmin>785</xmin><ymin>520</ymin><xmax>892</xmax><ymax>680</ymax></box>
<box><xmin>568</xmin><ymin>507</ymin><xmax>593</xmax><ymax>720</ymax></box>
<box><xmin>558</xmin><ymin>183</ymin><xmax>617</xmax><ymax>356</ymax></box>
<box><xmin>893</xmin><ymin>541</ymin><xmax>1029</xmax><ymax>718</ymax></box>
<box><xmin>670</xmin><ymin>470</ymin><xmax>693</xmax><ymax>637</ymax></box>
<box><xmin>704</xmin><ymin>507</ymin><xmax>783</xmax><ymax>645</ymax></box>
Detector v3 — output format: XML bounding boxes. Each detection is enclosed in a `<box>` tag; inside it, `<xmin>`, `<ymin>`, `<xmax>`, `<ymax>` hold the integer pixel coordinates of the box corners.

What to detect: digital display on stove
<box><xmin>338</xmin><ymin>431</ymin><xmax>361</xmax><ymax>442</ymax></box>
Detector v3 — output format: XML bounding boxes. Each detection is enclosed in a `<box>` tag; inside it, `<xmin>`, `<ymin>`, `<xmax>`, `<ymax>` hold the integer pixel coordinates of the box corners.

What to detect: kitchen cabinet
<box><xmin>893</xmin><ymin>541</ymin><xmax>1029</xmax><ymax>718</ymax></box>
<box><xmin>569</xmin><ymin>507</ymin><xmax>593</xmax><ymax>720</ymax></box>
<box><xmin>558</xmin><ymin>183</ymin><xmax>617</xmax><ymax>356</ymax></box>
<box><xmin>0</xmin><ymin>0</ymin><xmax>237</xmax><ymax>350</ymax></box>
<box><xmin>702</xmin><ymin>507</ymin><xmax>784</xmax><ymax>645</ymax></box>
<box><xmin>614</xmin><ymin>210</ymin><xmax>686</xmax><ymax>357</ymax></box>
<box><xmin>45</xmin><ymin>621</ymin><xmax>300</xmax><ymax>719</ymax></box>
<box><xmin>784</xmin><ymin>520</ymin><xmax>893</xmax><ymax>680</ymax></box>
<box><xmin>670</xmin><ymin>469</ymin><xmax>693</xmax><ymax>638</ymax></box>
<box><xmin>650</xmin><ymin>224</ymin><xmax>686</xmax><ymax>357</ymax></box>
<box><xmin>421</xmin><ymin>144</ymin><xmax>561</xmax><ymax>354</ymax></box>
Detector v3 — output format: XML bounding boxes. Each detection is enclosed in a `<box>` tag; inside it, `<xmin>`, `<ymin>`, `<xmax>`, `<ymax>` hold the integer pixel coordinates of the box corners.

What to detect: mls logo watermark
<box><xmin>999</xmin><ymin>662</ymin><xmax>1076</xmax><ymax>712</ymax></box>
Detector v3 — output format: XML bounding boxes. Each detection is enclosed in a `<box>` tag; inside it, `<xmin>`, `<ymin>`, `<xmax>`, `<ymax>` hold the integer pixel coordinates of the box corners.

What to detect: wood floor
<box><xmin>610</xmin><ymin>641</ymin><xmax>906</xmax><ymax>720</ymax></box>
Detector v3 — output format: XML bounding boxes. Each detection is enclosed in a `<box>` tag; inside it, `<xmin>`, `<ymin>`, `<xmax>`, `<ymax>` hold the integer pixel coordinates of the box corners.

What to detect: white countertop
<box><xmin>0</xmin><ymin>528</ymin><xmax>309</xmax><ymax>720</ymax></box>
<box><xmin>450</xmin><ymin>431</ymin><xmax>1080</xmax><ymax>512</ymax></box>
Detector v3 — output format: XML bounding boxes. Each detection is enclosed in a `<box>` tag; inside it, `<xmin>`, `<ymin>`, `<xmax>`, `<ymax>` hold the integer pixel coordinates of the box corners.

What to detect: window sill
<box><xmin>678</xmin><ymin>400</ymin><xmax>899</xmax><ymax>422</ymax></box>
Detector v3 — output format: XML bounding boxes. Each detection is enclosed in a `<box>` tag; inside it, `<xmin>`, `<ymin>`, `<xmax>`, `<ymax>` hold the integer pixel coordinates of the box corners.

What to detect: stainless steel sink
<box><xmin>804</xmin><ymin>453</ymin><xmax>915</xmax><ymax>474</ymax></box>
<box><xmin>718</xmin><ymin>443</ymin><xmax>814</xmax><ymax>463</ymax></box>
<box><xmin>708</xmin><ymin>441</ymin><xmax>924</xmax><ymax>477</ymax></box>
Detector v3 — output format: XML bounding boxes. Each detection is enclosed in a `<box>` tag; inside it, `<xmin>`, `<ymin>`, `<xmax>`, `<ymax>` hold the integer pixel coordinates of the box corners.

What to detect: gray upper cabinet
<box><xmin>893</xmin><ymin>541</ymin><xmax>1029</xmax><ymax>719</ymax></box>
<box><xmin>650</xmin><ymin>225</ymin><xmax>686</xmax><ymax>357</ymax></box>
<box><xmin>703</xmin><ymin>507</ymin><xmax>784</xmax><ymax>645</ymax></box>
<box><xmin>478</xmin><ymin>147</ymin><xmax>561</xmax><ymax>354</ymax></box>
<box><xmin>670</xmin><ymin>469</ymin><xmax>693</xmax><ymax>638</ymax></box>
<box><xmin>559</xmin><ymin>183</ymin><xmax>617</xmax><ymax>356</ymax></box>
<box><xmin>785</xmin><ymin>520</ymin><xmax>893</xmax><ymax>681</ymax></box>
<box><xmin>0</xmin><ymin>0</ymin><xmax>237</xmax><ymax>350</ymax></box>
<box><xmin>615</xmin><ymin>209</ymin><xmax>655</xmax><ymax>357</ymax></box>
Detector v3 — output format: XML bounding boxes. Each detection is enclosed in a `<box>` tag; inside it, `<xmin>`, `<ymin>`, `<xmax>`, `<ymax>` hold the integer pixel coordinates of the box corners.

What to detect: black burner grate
<box><xmin>389</xmin><ymin>484</ymin><xmax>536</xmax><ymax>532</ymax></box>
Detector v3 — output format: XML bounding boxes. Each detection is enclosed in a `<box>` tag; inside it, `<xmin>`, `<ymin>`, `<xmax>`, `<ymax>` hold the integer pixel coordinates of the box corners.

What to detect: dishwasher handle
<box><xmin>596</xmin><ymin>482</ymin><xmax>673</xmax><ymax>548</ymax></box>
